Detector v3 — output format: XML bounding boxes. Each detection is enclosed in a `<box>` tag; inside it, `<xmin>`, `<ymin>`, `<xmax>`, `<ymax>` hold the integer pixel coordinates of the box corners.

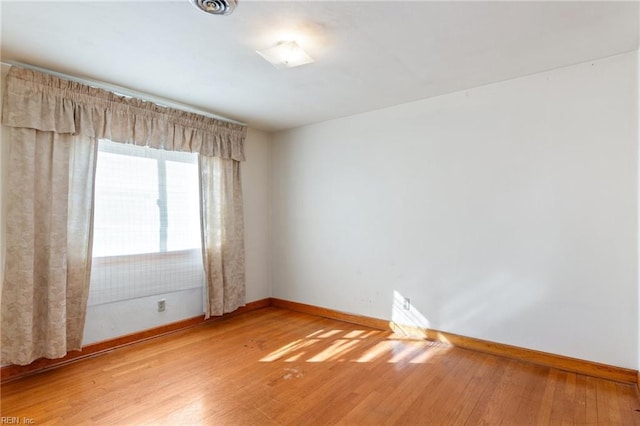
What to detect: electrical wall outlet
<box><xmin>403</xmin><ymin>297</ymin><xmax>410</xmax><ymax>310</ymax></box>
<box><xmin>158</xmin><ymin>299</ymin><xmax>166</xmax><ymax>312</ymax></box>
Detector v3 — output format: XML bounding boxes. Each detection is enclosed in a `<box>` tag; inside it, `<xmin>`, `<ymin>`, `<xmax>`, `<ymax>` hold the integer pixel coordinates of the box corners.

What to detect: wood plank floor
<box><xmin>1</xmin><ymin>307</ymin><xmax>639</xmax><ymax>425</ymax></box>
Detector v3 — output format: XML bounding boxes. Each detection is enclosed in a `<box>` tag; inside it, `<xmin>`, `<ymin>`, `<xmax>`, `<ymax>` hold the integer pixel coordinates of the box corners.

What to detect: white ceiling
<box><xmin>1</xmin><ymin>1</ymin><xmax>638</xmax><ymax>131</ymax></box>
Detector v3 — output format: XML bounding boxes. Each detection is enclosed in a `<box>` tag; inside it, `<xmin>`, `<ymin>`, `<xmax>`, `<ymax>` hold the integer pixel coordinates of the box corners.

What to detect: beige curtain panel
<box><xmin>1</xmin><ymin>128</ymin><xmax>97</xmax><ymax>365</ymax></box>
<box><xmin>3</xmin><ymin>68</ymin><xmax>246</xmax><ymax>160</ymax></box>
<box><xmin>200</xmin><ymin>156</ymin><xmax>246</xmax><ymax>317</ymax></box>
<box><xmin>1</xmin><ymin>66</ymin><xmax>247</xmax><ymax>365</ymax></box>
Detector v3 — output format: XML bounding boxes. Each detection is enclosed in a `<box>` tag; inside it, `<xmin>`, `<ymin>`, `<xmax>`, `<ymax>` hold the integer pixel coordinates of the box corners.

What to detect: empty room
<box><xmin>1</xmin><ymin>0</ymin><xmax>639</xmax><ymax>424</ymax></box>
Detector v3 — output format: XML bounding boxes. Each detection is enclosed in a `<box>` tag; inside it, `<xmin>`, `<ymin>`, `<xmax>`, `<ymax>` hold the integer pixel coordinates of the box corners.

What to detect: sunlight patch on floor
<box><xmin>257</xmin><ymin>293</ymin><xmax>451</xmax><ymax>365</ymax></box>
<box><xmin>355</xmin><ymin>341</ymin><xmax>392</xmax><ymax>363</ymax></box>
<box><xmin>260</xmin><ymin>339</ymin><xmax>316</xmax><ymax>362</ymax></box>
<box><xmin>307</xmin><ymin>339</ymin><xmax>362</xmax><ymax>362</ymax></box>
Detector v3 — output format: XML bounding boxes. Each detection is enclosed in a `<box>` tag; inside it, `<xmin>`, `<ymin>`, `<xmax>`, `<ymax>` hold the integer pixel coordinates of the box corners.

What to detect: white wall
<box><xmin>83</xmin><ymin>127</ymin><xmax>272</xmax><ymax>344</ymax></box>
<box><xmin>83</xmin><ymin>288</ymin><xmax>204</xmax><ymax>344</ymax></box>
<box><xmin>637</xmin><ymin>50</ymin><xmax>640</xmax><ymax>374</ymax></box>
<box><xmin>271</xmin><ymin>51</ymin><xmax>639</xmax><ymax>369</ymax></box>
<box><xmin>243</xmin><ymin>128</ymin><xmax>272</xmax><ymax>303</ymax></box>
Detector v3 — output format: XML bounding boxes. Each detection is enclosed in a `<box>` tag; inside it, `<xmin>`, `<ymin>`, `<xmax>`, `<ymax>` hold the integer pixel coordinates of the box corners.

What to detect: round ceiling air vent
<box><xmin>190</xmin><ymin>0</ymin><xmax>237</xmax><ymax>15</ymax></box>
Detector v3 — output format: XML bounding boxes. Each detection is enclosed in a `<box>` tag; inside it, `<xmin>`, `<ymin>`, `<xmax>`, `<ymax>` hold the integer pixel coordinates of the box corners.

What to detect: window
<box><xmin>88</xmin><ymin>140</ymin><xmax>204</xmax><ymax>306</ymax></box>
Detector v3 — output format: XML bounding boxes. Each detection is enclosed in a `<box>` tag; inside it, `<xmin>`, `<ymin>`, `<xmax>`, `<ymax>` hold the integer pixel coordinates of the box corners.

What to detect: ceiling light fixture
<box><xmin>190</xmin><ymin>0</ymin><xmax>237</xmax><ymax>15</ymax></box>
<box><xmin>256</xmin><ymin>41</ymin><xmax>314</xmax><ymax>69</ymax></box>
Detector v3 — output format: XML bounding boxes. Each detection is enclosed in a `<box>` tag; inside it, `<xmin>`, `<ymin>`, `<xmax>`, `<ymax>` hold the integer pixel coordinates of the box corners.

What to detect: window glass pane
<box><xmin>89</xmin><ymin>140</ymin><xmax>204</xmax><ymax>306</ymax></box>
<box><xmin>92</xmin><ymin>151</ymin><xmax>160</xmax><ymax>257</ymax></box>
<box><xmin>165</xmin><ymin>159</ymin><xmax>201</xmax><ymax>251</ymax></box>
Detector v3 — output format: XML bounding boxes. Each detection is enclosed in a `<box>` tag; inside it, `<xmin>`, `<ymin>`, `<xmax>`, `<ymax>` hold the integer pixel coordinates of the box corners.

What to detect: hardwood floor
<box><xmin>2</xmin><ymin>307</ymin><xmax>639</xmax><ymax>425</ymax></box>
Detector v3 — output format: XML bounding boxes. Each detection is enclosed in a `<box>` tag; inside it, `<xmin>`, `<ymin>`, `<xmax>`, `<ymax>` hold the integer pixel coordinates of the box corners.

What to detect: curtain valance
<box><xmin>2</xmin><ymin>67</ymin><xmax>246</xmax><ymax>161</ymax></box>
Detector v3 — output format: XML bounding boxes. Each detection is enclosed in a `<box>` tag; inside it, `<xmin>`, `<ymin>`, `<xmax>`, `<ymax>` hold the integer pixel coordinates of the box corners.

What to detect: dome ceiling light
<box><xmin>256</xmin><ymin>41</ymin><xmax>315</xmax><ymax>69</ymax></box>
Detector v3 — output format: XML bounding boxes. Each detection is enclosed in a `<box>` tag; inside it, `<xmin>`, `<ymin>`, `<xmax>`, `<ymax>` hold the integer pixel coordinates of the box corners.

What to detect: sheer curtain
<box><xmin>200</xmin><ymin>156</ymin><xmax>245</xmax><ymax>317</ymax></box>
<box><xmin>1</xmin><ymin>67</ymin><xmax>246</xmax><ymax>365</ymax></box>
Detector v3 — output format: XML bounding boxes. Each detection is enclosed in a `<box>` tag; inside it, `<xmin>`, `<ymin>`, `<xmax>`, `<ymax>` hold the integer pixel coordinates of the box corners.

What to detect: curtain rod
<box><xmin>1</xmin><ymin>61</ymin><xmax>246</xmax><ymax>126</ymax></box>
